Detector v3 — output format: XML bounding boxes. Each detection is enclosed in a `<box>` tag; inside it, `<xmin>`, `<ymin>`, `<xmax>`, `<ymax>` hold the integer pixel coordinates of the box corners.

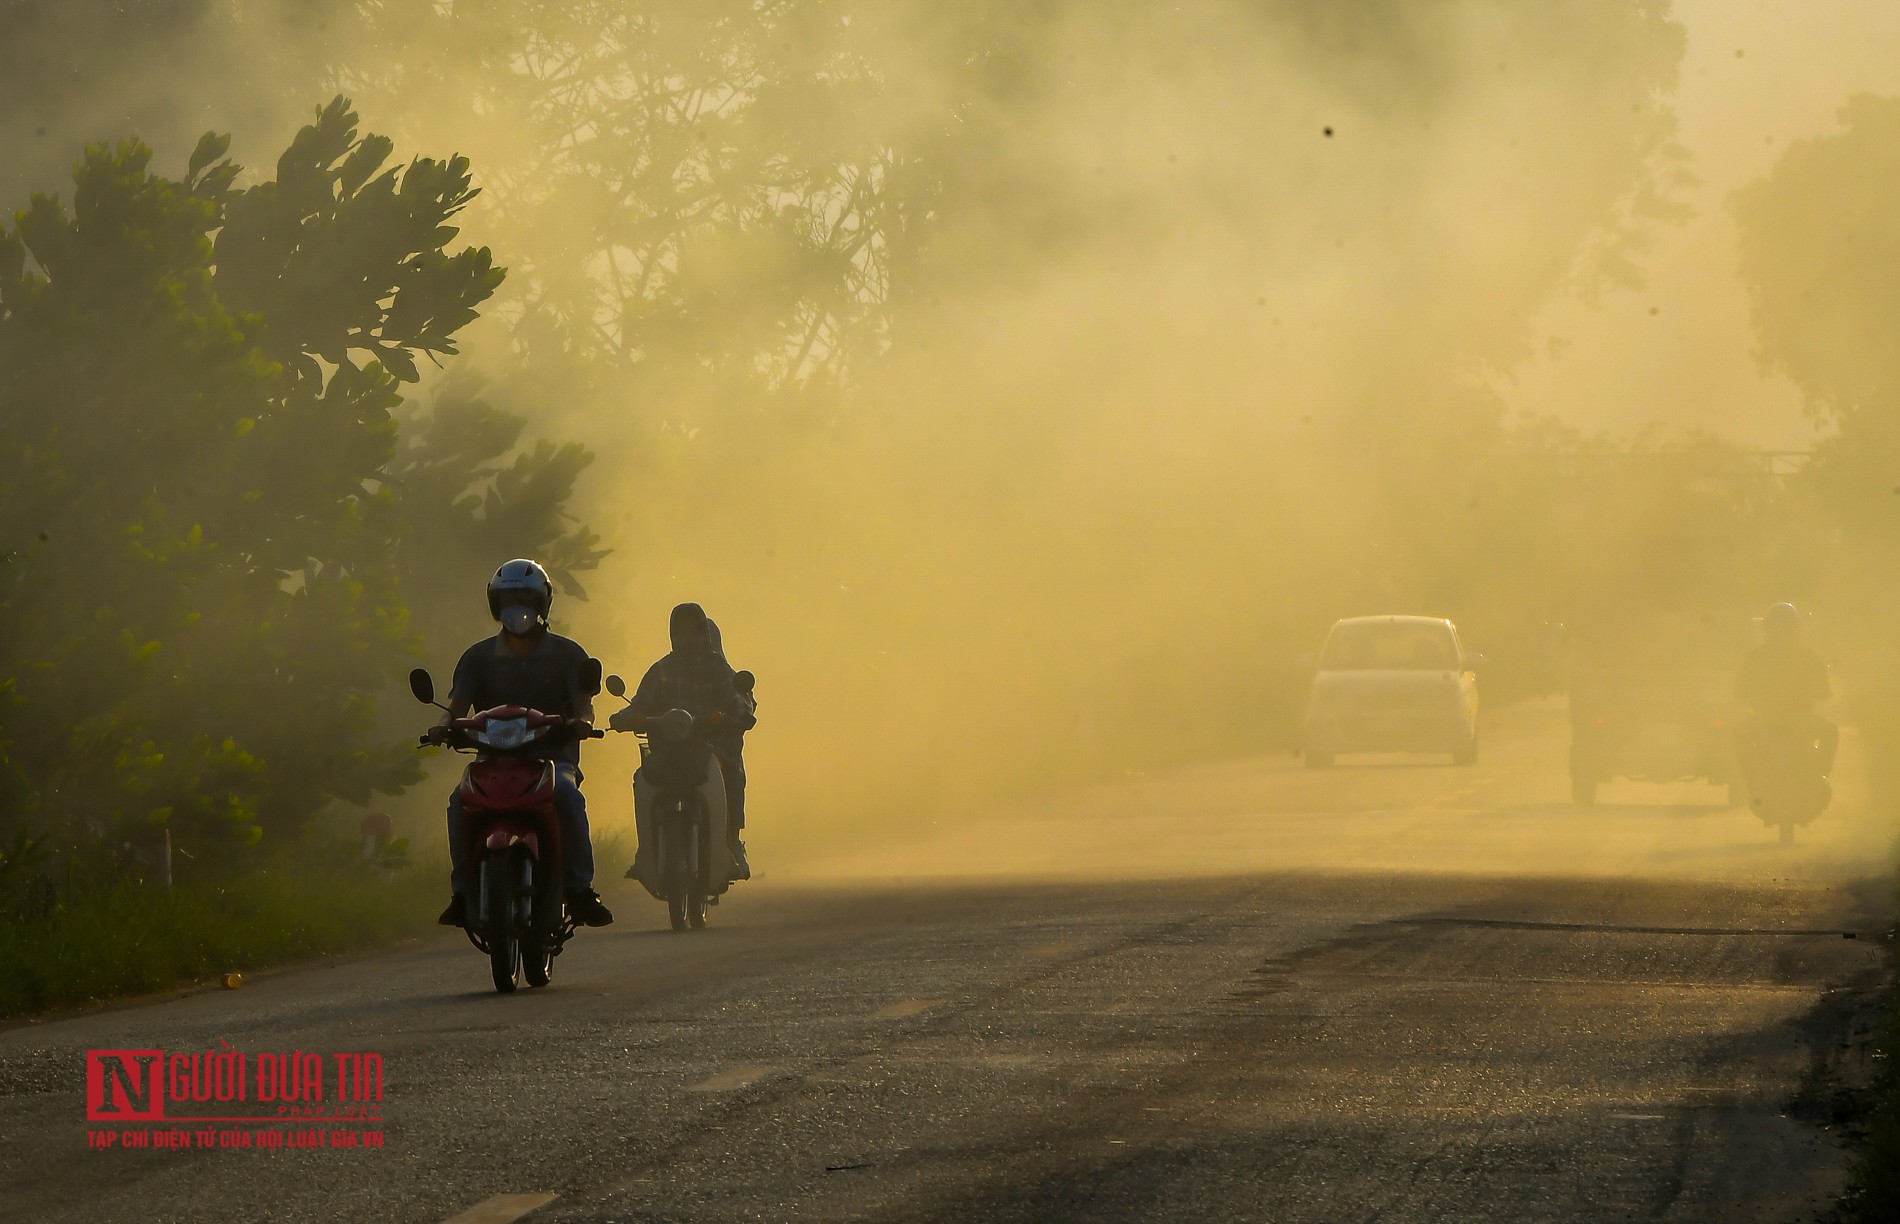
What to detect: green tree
<box><xmin>1737</xmin><ymin>95</ymin><xmax>1900</xmax><ymax>552</ymax></box>
<box><xmin>1736</xmin><ymin>95</ymin><xmax>1900</xmax><ymax>424</ymax></box>
<box><xmin>0</xmin><ymin>98</ymin><xmax>527</xmax><ymax>867</ymax></box>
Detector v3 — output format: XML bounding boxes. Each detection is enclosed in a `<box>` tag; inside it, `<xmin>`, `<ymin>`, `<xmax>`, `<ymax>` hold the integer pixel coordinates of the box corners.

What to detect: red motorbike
<box><xmin>410</xmin><ymin>666</ymin><xmax>602</xmax><ymax>993</ymax></box>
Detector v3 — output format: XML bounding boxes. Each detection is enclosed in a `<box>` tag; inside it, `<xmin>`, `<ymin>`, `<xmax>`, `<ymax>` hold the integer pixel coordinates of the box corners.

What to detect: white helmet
<box><xmin>486</xmin><ymin>559</ymin><xmax>553</xmax><ymax>623</ymax></box>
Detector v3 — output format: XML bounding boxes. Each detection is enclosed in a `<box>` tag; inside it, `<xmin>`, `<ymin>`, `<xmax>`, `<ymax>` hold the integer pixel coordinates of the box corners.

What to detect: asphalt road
<box><xmin>1</xmin><ymin>702</ymin><xmax>1891</xmax><ymax>1223</ymax></box>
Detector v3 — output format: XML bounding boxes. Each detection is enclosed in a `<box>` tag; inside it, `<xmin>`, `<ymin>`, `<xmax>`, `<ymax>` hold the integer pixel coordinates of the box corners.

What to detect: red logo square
<box><xmin>87</xmin><ymin>1050</ymin><xmax>165</xmax><ymax>1121</ymax></box>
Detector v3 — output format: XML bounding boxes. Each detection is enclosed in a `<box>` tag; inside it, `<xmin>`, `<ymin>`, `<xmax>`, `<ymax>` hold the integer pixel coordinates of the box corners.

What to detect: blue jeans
<box><xmin>447</xmin><ymin>763</ymin><xmax>594</xmax><ymax>895</ymax></box>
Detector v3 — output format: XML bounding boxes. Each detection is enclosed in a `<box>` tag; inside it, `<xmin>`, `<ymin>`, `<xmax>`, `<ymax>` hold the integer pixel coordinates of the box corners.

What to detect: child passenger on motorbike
<box><xmin>613</xmin><ymin>602</ymin><xmax>758</xmax><ymax>879</ymax></box>
<box><xmin>429</xmin><ymin>559</ymin><xmax>614</xmax><ymax>929</ymax></box>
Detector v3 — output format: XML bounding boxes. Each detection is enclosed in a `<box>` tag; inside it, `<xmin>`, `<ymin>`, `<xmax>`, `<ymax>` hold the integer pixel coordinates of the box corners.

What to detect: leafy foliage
<box><xmin>0</xmin><ymin>98</ymin><xmax>596</xmax><ymax>871</ymax></box>
<box><xmin>1736</xmin><ymin>96</ymin><xmax>1900</xmax><ymax>426</ymax></box>
<box><xmin>390</xmin><ymin>372</ymin><xmax>610</xmax><ymax>608</ymax></box>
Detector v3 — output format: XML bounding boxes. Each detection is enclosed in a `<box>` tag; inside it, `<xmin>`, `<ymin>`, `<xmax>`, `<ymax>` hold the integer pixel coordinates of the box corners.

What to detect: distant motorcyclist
<box><xmin>614</xmin><ymin>602</ymin><xmax>757</xmax><ymax>878</ymax></box>
<box><xmin>430</xmin><ymin>559</ymin><xmax>613</xmax><ymax>928</ymax></box>
<box><xmin>1735</xmin><ymin>602</ymin><xmax>1838</xmax><ymax>777</ymax></box>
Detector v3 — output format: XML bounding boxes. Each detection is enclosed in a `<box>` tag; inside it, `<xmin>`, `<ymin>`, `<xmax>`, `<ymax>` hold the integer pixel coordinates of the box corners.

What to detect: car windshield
<box><xmin>1320</xmin><ymin>622</ymin><xmax>1459</xmax><ymax>671</ymax></box>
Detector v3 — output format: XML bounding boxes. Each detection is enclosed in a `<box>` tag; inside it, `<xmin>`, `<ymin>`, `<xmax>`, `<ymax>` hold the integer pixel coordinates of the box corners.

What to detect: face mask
<box><xmin>500</xmin><ymin>605</ymin><xmax>539</xmax><ymax>636</ymax></box>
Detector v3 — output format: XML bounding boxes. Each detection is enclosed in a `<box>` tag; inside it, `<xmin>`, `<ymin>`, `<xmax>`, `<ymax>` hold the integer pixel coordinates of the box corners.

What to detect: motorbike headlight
<box><xmin>485</xmin><ymin>717</ymin><xmax>530</xmax><ymax>749</ymax></box>
<box><xmin>657</xmin><ymin>708</ymin><xmax>694</xmax><ymax>742</ymax></box>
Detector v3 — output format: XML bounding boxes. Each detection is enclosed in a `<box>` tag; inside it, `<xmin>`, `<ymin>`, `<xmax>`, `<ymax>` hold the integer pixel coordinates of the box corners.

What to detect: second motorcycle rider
<box><xmin>615</xmin><ymin>602</ymin><xmax>759</xmax><ymax>879</ymax></box>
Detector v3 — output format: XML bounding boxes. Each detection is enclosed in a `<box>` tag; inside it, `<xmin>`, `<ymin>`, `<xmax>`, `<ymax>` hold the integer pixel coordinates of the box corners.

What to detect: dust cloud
<box><xmin>8</xmin><ymin>2</ymin><xmax>1892</xmax><ymax>883</ymax></box>
<box><xmin>530</xmin><ymin>2</ymin><xmax>1695</xmax><ymax>858</ymax></box>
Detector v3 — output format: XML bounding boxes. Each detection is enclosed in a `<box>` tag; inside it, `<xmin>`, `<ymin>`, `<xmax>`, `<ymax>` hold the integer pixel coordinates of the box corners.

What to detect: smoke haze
<box><xmin>6</xmin><ymin>1</ymin><xmax>1894</xmax><ymax>878</ymax></box>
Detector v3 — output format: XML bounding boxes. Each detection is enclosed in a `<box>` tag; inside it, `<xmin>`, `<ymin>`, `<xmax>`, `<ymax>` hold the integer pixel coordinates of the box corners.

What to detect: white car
<box><xmin>1303</xmin><ymin>616</ymin><xmax>1481</xmax><ymax>767</ymax></box>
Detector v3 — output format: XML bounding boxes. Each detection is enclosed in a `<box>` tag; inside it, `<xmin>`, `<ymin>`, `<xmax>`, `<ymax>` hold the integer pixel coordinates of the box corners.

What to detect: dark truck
<box><xmin>1566</xmin><ymin>621</ymin><xmax>1742</xmax><ymax>806</ymax></box>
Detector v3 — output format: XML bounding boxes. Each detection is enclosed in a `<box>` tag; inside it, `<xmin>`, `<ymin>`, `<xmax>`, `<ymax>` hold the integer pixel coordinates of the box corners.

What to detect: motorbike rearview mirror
<box><xmin>580</xmin><ymin>657</ymin><xmax>603</xmax><ymax>696</ymax></box>
<box><xmin>604</xmin><ymin>674</ymin><xmax>627</xmax><ymax>699</ymax></box>
<box><xmin>408</xmin><ymin>668</ymin><xmax>436</xmax><ymax>705</ymax></box>
<box><xmin>733</xmin><ymin>670</ymin><xmax>755</xmax><ymax>694</ymax></box>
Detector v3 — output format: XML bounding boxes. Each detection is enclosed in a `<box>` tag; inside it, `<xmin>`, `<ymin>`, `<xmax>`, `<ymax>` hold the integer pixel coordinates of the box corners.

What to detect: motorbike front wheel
<box><xmin>523</xmin><ymin>943</ymin><xmax>554</xmax><ymax>987</ymax></box>
<box><xmin>516</xmin><ymin>927</ymin><xmax>554</xmax><ymax>988</ymax></box>
<box><xmin>523</xmin><ymin>876</ymin><xmax>560</xmax><ymax>988</ymax></box>
<box><xmin>687</xmin><ymin>816</ymin><xmax>713</xmax><ymax>930</ymax></box>
<box><xmin>481</xmin><ymin>854</ymin><xmax>520</xmax><ymax>993</ymax></box>
<box><xmin>662</xmin><ymin>807</ymin><xmax>704</xmax><ymax>932</ymax></box>
<box><xmin>662</xmin><ymin>820</ymin><xmax>689</xmax><ymax>932</ymax></box>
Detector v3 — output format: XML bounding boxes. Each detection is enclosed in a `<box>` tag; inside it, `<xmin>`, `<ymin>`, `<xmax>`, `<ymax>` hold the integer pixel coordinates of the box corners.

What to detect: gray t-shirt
<box><xmin>449</xmin><ymin>631</ymin><xmax>596</xmax><ymax>765</ymax></box>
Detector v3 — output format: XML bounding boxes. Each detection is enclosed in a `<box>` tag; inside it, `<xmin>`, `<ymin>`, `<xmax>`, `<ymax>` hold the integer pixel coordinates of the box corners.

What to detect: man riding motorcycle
<box><xmin>431</xmin><ymin>559</ymin><xmax>613</xmax><ymax>928</ymax></box>
<box><xmin>614</xmin><ymin>602</ymin><xmax>758</xmax><ymax>879</ymax></box>
<box><xmin>1735</xmin><ymin>601</ymin><xmax>1838</xmax><ymax>781</ymax></box>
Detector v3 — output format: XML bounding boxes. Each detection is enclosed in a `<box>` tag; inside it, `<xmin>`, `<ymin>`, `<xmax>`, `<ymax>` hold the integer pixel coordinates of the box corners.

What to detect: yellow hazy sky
<box><xmin>1501</xmin><ymin>0</ymin><xmax>1900</xmax><ymax>448</ymax></box>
